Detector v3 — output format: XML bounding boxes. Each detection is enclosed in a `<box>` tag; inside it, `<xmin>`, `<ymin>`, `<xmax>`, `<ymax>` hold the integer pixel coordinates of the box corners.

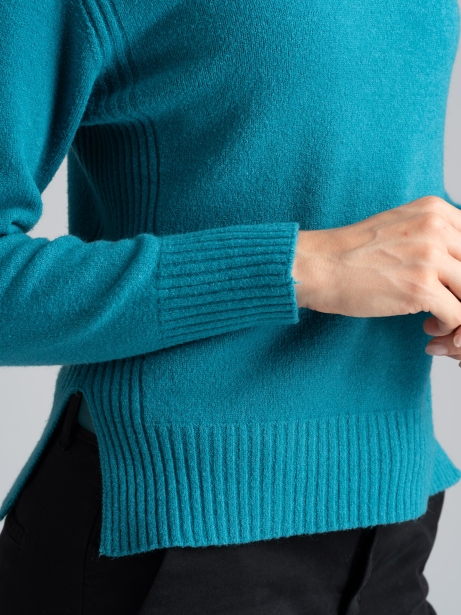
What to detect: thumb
<box><xmin>423</xmin><ymin>314</ymin><xmax>457</xmax><ymax>337</ymax></box>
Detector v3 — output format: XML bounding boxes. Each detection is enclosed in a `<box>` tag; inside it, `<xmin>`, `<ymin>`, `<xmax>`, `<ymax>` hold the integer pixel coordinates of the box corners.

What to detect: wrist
<box><xmin>291</xmin><ymin>229</ymin><xmax>332</xmax><ymax>310</ymax></box>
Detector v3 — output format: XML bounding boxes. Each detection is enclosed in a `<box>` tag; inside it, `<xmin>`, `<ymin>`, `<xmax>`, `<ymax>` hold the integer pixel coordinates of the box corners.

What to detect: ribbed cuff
<box><xmin>157</xmin><ymin>222</ymin><xmax>300</xmax><ymax>347</ymax></box>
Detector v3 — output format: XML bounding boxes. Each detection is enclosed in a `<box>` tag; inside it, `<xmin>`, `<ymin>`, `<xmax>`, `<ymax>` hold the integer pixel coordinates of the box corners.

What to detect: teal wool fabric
<box><xmin>0</xmin><ymin>0</ymin><xmax>460</xmax><ymax>557</ymax></box>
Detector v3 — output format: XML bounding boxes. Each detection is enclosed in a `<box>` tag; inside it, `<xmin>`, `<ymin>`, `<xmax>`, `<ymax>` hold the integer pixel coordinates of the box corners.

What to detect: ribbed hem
<box><xmin>157</xmin><ymin>222</ymin><xmax>300</xmax><ymax>347</ymax></box>
<box><xmin>2</xmin><ymin>363</ymin><xmax>460</xmax><ymax>558</ymax></box>
<box><xmin>83</xmin><ymin>397</ymin><xmax>461</xmax><ymax>557</ymax></box>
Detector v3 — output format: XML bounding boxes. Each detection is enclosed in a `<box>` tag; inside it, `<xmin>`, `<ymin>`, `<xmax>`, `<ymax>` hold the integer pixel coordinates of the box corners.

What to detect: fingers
<box><xmin>434</xmin><ymin>200</ymin><xmax>461</xmax><ymax>234</ymax></box>
<box><xmin>423</xmin><ymin>315</ymin><xmax>446</xmax><ymax>337</ymax></box>
<box><xmin>407</xmin><ymin>207</ymin><xmax>461</xmax><ymax>263</ymax></box>
<box><xmin>426</xmin><ymin>252</ymin><xmax>461</xmax><ymax>337</ymax></box>
<box><xmin>425</xmin><ymin>282</ymin><xmax>461</xmax><ymax>335</ymax></box>
<box><xmin>437</xmin><ymin>252</ymin><xmax>461</xmax><ymax>302</ymax></box>
<box><xmin>416</xmin><ymin>220</ymin><xmax>461</xmax><ymax>337</ymax></box>
<box><xmin>407</xmin><ymin>196</ymin><xmax>461</xmax><ymax>235</ymax></box>
<box><xmin>442</xmin><ymin>222</ymin><xmax>461</xmax><ymax>263</ymax></box>
<box><xmin>454</xmin><ymin>324</ymin><xmax>461</xmax><ymax>348</ymax></box>
<box><xmin>425</xmin><ymin>323</ymin><xmax>461</xmax><ymax>358</ymax></box>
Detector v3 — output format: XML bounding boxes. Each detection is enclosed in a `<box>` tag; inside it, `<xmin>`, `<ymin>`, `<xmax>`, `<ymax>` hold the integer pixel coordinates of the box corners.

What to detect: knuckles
<box><xmin>418</xmin><ymin>212</ymin><xmax>446</xmax><ymax>235</ymax></box>
<box><xmin>417</xmin><ymin>242</ymin><xmax>441</xmax><ymax>264</ymax></box>
<box><xmin>419</xmin><ymin>195</ymin><xmax>447</xmax><ymax>211</ymax></box>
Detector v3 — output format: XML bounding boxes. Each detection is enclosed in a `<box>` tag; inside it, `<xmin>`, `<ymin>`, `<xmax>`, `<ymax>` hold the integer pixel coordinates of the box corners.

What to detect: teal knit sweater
<box><xmin>0</xmin><ymin>0</ymin><xmax>460</xmax><ymax>558</ymax></box>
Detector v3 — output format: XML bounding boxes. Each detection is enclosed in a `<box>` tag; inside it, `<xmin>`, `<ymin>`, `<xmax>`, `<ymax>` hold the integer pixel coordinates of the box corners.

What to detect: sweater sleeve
<box><xmin>0</xmin><ymin>0</ymin><xmax>300</xmax><ymax>367</ymax></box>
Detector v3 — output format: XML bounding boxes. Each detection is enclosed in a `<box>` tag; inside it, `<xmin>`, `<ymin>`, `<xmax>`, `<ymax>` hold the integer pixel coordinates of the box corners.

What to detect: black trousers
<box><xmin>0</xmin><ymin>392</ymin><xmax>444</xmax><ymax>615</ymax></box>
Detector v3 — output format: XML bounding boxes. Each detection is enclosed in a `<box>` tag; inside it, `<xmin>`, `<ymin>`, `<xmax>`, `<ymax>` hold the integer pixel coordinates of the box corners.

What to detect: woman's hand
<box><xmin>424</xmin><ymin>317</ymin><xmax>461</xmax><ymax>364</ymax></box>
<box><xmin>292</xmin><ymin>195</ymin><xmax>461</xmax><ymax>335</ymax></box>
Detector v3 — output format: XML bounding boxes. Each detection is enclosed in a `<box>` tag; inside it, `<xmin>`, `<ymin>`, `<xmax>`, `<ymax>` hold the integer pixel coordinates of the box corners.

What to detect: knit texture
<box><xmin>0</xmin><ymin>0</ymin><xmax>460</xmax><ymax>556</ymax></box>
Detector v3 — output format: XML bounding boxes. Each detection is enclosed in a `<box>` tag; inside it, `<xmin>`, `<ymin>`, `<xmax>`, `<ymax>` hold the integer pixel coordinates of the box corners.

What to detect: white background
<box><xmin>1</xmin><ymin>12</ymin><xmax>461</xmax><ymax>614</ymax></box>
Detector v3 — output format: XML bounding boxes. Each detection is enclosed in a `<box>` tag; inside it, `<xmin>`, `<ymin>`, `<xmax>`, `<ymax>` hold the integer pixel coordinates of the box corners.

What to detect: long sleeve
<box><xmin>0</xmin><ymin>0</ymin><xmax>300</xmax><ymax>367</ymax></box>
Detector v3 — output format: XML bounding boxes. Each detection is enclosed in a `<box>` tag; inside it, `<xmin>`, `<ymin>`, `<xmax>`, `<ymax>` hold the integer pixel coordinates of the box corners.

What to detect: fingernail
<box><xmin>425</xmin><ymin>343</ymin><xmax>448</xmax><ymax>356</ymax></box>
<box><xmin>454</xmin><ymin>335</ymin><xmax>461</xmax><ymax>348</ymax></box>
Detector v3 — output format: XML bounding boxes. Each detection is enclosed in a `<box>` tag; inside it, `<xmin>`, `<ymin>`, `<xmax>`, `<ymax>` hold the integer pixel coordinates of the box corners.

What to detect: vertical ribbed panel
<box><xmin>74</xmin><ymin>0</ymin><xmax>158</xmax><ymax>240</ymax></box>
<box><xmin>73</xmin><ymin>117</ymin><xmax>157</xmax><ymax>241</ymax></box>
<box><xmin>74</xmin><ymin>0</ymin><xmax>160</xmax><ymax>242</ymax></box>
